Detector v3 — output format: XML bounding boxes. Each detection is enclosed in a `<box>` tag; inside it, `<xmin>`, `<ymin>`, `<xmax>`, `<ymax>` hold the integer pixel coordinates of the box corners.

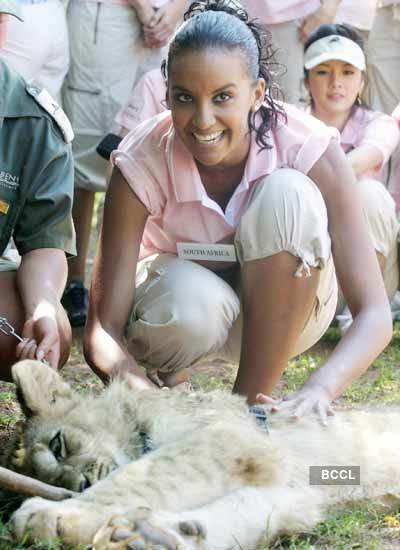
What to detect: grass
<box><xmin>0</xmin><ymin>324</ymin><xmax>400</xmax><ymax>548</ymax></box>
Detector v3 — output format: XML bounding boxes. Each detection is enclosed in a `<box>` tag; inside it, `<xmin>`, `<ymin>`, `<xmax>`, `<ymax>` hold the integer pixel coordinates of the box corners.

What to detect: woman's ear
<box><xmin>252</xmin><ymin>77</ymin><xmax>266</xmax><ymax>112</ymax></box>
<box><xmin>165</xmin><ymin>86</ymin><xmax>170</xmax><ymax>110</ymax></box>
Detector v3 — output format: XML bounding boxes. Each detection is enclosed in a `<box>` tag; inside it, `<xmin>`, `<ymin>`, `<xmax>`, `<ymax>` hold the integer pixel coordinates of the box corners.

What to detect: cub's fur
<box><xmin>7</xmin><ymin>360</ymin><xmax>400</xmax><ymax>549</ymax></box>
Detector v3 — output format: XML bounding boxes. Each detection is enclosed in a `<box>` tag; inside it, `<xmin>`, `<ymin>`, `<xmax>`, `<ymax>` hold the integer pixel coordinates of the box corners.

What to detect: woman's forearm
<box><xmin>84</xmin><ymin>320</ymin><xmax>154</xmax><ymax>389</ymax></box>
<box><xmin>307</xmin><ymin>303</ymin><xmax>392</xmax><ymax>399</ymax></box>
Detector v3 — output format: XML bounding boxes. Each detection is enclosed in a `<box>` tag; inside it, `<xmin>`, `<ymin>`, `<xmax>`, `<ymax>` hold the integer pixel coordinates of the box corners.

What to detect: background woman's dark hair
<box><xmin>161</xmin><ymin>0</ymin><xmax>286</xmax><ymax>150</ymax></box>
<box><xmin>303</xmin><ymin>23</ymin><xmax>369</xmax><ymax>108</ymax></box>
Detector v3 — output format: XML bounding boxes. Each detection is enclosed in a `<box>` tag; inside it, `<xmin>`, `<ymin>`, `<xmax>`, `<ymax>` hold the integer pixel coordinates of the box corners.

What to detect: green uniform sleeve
<box><xmin>13</xmin><ymin>117</ymin><xmax>76</xmax><ymax>257</ymax></box>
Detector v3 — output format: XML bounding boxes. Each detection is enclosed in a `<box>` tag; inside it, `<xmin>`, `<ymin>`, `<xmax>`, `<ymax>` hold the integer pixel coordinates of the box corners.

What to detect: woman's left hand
<box><xmin>257</xmin><ymin>383</ymin><xmax>335</xmax><ymax>426</ymax></box>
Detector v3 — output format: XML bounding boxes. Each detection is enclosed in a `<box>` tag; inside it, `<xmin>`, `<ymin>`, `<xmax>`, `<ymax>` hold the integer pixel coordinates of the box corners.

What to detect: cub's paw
<box><xmin>12</xmin><ymin>496</ymin><xmax>106</xmax><ymax>545</ymax></box>
<box><xmin>93</xmin><ymin>510</ymin><xmax>189</xmax><ymax>549</ymax></box>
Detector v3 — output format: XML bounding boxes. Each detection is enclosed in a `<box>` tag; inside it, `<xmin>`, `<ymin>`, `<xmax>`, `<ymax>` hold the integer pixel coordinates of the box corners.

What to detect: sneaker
<box><xmin>62</xmin><ymin>280</ymin><xmax>89</xmax><ymax>327</ymax></box>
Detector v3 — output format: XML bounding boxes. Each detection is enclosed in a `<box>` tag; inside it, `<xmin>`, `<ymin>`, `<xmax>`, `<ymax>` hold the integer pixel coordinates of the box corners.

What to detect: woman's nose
<box><xmin>193</xmin><ymin>104</ymin><xmax>216</xmax><ymax>129</ymax></box>
<box><xmin>330</xmin><ymin>73</ymin><xmax>343</xmax><ymax>88</ymax></box>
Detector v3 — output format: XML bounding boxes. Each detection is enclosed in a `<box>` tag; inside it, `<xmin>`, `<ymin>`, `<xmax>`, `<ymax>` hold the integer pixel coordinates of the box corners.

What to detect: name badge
<box><xmin>0</xmin><ymin>199</ymin><xmax>9</xmax><ymax>215</ymax></box>
<box><xmin>177</xmin><ymin>242</ymin><xmax>237</xmax><ymax>262</ymax></box>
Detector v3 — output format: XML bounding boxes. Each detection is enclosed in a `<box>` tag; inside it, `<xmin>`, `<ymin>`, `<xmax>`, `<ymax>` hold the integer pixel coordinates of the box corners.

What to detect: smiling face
<box><xmin>167</xmin><ymin>48</ymin><xmax>265</xmax><ymax>170</ymax></box>
<box><xmin>307</xmin><ymin>59</ymin><xmax>364</xmax><ymax>121</ymax></box>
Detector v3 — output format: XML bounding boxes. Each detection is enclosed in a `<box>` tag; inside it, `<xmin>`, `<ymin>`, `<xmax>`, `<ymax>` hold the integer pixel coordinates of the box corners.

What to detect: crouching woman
<box><xmin>84</xmin><ymin>0</ymin><xmax>392</xmax><ymax>424</ymax></box>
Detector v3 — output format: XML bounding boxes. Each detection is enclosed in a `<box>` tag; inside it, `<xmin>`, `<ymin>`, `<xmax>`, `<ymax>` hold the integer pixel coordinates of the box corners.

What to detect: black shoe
<box><xmin>62</xmin><ymin>280</ymin><xmax>88</xmax><ymax>327</ymax></box>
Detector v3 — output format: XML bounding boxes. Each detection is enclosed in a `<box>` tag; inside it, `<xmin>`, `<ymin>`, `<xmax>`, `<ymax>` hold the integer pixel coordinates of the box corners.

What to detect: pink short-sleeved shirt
<box><xmin>335</xmin><ymin>0</ymin><xmax>377</xmax><ymax>31</ymax></box>
<box><xmin>244</xmin><ymin>0</ymin><xmax>320</xmax><ymax>24</ymax></box>
<box><xmin>111</xmin><ymin>104</ymin><xmax>338</xmax><ymax>259</ymax></box>
<box><xmin>340</xmin><ymin>107</ymin><xmax>399</xmax><ymax>181</ymax></box>
<box><xmin>85</xmin><ymin>0</ymin><xmax>168</xmax><ymax>7</ymax></box>
<box><xmin>115</xmin><ymin>69</ymin><xmax>166</xmax><ymax>131</ymax></box>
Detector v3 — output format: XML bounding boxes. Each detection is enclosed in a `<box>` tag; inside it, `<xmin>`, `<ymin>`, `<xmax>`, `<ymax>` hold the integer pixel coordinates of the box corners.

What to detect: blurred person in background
<box><xmin>335</xmin><ymin>0</ymin><xmax>377</xmax><ymax>40</ymax></box>
<box><xmin>0</xmin><ymin>0</ymin><xmax>75</xmax><ymax>379</ymax></box>
<box><xmin>0</xmin><ymin>0</ymin><xmax>69</xmax><ymax>100</ymax></box>
<box><xmin>366</xmin><ymin>1</ymin><xmax>400</xmax><ymax>213</ymax></box>
<box><xmin>61</xmin><ymin>0</ymin><xmax>187</xmax><ymax>327</ymax></box>
<box><xmin>244</xmin><ymin>1</ymin><xmax>342</xmax><ymax>104</ymax></box>
<box><xmin>303</xmin><ymin>23</ymin><xmax>399</xmax><ymax>333</ymax></box>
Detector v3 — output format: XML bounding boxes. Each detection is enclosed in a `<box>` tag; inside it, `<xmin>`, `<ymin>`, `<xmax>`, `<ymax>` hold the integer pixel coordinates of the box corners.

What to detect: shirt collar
<box><xmin>168</xmin><ymin>120</ymin><xmax>277</xmax><ymax>204</ymax></box>
<box><xmin>341</xmin><ymin>106</ymin><xmax>367</xmax><ymax>147</ymax></box>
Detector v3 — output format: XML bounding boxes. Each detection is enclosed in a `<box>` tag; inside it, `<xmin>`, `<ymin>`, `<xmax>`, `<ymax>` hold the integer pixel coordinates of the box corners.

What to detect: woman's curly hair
<box><xmin>162</xmin><ymin>0</ymin><xmax>286</xmax><ymax>150</ymax></box>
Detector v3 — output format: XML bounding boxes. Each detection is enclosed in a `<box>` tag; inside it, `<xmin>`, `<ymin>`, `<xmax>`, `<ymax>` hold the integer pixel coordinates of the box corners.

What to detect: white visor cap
<box><xmin>304</xmin><ymin>35</ymin><xmax>366</xmax><ymax>71</ymax></box>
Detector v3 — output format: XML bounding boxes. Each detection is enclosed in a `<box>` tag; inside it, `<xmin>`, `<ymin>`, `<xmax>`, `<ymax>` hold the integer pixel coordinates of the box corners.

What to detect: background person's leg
<box><xmin>61</xmin><ymin>188</ymin><xmax>95</xmax><ymax>326</ymax></box>
<box><xmin>62</xmin><ymin>1</ymin><xmax>164</xmax><ymax>325</ymax></box>
<box><xmin>366</xmin><ymin>6</ymin><xmax>400</xmax><ymax>211</ymax></box>
<box><xmin>267</xmin><ymin>20</ymin><xmax>305</xmax><ymax>105</ymax></box>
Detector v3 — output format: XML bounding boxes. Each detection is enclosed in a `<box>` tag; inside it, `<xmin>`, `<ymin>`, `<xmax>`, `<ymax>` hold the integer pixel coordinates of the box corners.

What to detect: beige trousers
<box><xmin>366</xmin><ymin>6</ymin><xmax>400</xmax><ymax>204</ymax></box>
<box><xmin>267</xmin><ymin>19</ymin><xmax>305</xmax><ymax>105</ymax></box>
<box><xmin>126</xmin><ymin>169</ymin><xmax>338</xmax><ymax>375</ymax></box>
<box><xmin>367</xmin><ymin>6</ymin><xmax>400</xmax><ymax>114</ymax></box>
<box><xmin>126</xmin><ymin>170</ymin><xmax>399</xmax><ymax>376</ymax></box>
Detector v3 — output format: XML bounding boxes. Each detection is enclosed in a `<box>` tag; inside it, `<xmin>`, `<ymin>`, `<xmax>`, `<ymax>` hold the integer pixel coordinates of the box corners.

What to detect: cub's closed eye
<box><xmin>49</xmin><ymin>430</ymin><xmax>66</xmax><ymax>461</ymax></box>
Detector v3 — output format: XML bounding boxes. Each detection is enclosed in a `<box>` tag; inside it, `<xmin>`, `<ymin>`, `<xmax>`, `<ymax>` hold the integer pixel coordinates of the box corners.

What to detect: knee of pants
<box><xmin>127</xmin><ymin>275</ymin><xmax>240</xmax><ymax>371</ymax></box>
<box><xmin>235</xmin><ymin>168</ymin><xmax>331</xmax><ymax>272</ymax></box>
<box><xmin>358</xmin><ymin>178</ymin><xmax>399</xmax><ymax>257</ymax></box>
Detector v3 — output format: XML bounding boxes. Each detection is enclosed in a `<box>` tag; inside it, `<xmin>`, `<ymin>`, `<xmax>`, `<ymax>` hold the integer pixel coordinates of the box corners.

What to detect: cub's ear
<box><xmin>12</xmin><ymin>360</ymin><xmax>74</xmax><ymax>418</ymax></box>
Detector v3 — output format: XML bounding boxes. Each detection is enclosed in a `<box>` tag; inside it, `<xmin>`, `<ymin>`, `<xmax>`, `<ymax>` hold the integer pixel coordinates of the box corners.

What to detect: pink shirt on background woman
<box><xmin>244</xmin><ymin>0</ymin><xmax>320</xmax><ymax>24</ymax></box>
<box><xmin>335</xmin><ymin>0</ymin><xmax>377</xmax><ymax>31</ymax></box>
<box><xmin>340</xmin><ymin>107</ymin><xmax>400</xmax><ymax>182</ymax></box>
<box><xmin>85</xmin><ymin>0</ymin><xmax>168</xmax><ymax>6</ymax></box>
<box><xmin>112</xmin><ymin>104</ymin><xmax>338</xmax><ymax>260</ymax></box>
<box><xmin>115</xmin><ymin>69</ymin><xmax>166</xmax><ymax>131</ymax></box>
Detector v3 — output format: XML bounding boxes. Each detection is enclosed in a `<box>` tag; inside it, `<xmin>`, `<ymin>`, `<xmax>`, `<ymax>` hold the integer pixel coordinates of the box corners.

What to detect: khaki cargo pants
<box><xmin>125</xmin><ymin>169</ymin><xmax>398</xmax><ymax>377</ymax></box>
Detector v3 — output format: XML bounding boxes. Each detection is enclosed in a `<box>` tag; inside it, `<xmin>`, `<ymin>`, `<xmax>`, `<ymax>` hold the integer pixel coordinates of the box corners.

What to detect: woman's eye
<box><xmin>344</xmin><ymin>70</ymin><xmax>355</xmax><ymax>76</ymax></box>
<box><xmin>175</xmin><ymin>93</ymin><xmax>193</xmax><ymax>103</ymax></box>
<box><xmin>214</xmin><ymin>92</ymin><xmax>231</xmax><ymax>103</ymax></box>
<box><xmin>316</xmin><ymin>70</ymin><xmax>328</xmax><ymax>76</ymax></box>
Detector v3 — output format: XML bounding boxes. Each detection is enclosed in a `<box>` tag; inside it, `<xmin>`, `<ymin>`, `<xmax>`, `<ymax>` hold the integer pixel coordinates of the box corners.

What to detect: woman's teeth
<box><xmin>193</xmin><ymin>131</ymin><xmax>223</xmax><ymax>144</ymax></box>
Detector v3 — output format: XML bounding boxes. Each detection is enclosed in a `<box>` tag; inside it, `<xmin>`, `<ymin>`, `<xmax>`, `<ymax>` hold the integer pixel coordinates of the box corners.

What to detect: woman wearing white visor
<box><xmin>303</xmin><ymin>24</ymin><xmax>400</xmax><ymax>334</ymax></box>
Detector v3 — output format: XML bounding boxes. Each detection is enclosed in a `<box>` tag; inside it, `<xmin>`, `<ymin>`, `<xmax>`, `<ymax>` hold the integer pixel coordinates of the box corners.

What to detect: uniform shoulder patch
<box><xmin>26</xmin><ymin>86</ymin><xmax>74</xmax><ymax>143</ymax></box>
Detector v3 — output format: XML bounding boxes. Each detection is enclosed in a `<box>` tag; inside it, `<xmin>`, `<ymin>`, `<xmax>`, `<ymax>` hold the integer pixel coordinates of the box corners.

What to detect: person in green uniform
<box><xmin>0</xmin><ymin>0</ymin><xmax>75</xmax><ymax>380</ymax></box>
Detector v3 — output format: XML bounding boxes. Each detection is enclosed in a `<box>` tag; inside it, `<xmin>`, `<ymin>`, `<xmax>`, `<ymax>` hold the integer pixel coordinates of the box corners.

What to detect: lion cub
<box><xmin>6</xmin><ymin>360</ymin><xmax>400</xmax><ymax>549</ymax></box>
